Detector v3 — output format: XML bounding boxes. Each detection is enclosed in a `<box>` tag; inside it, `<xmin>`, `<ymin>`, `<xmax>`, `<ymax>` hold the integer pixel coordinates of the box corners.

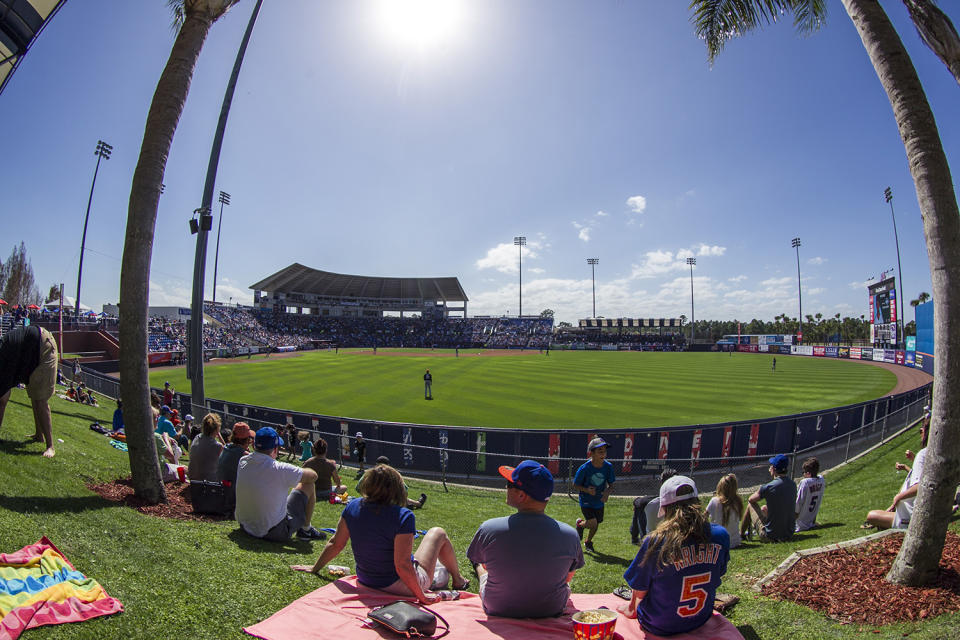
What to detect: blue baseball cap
<box><xmin>769</xmin><ymin>454</ymin><xmax>789</xmax><ymax>473</ymax></box>
<box><xmin>588</xmin><ymin>437</ymin><xmax>609</xmax><ymax>451</ymax></box>
<box><xmin>255</xmin><ymin>427</ymin><xmax>285</xmax><ymax>450</ymax></box>
<box><xmin>499</xmin><ymin>460</ymin><xmax>554</xmax><ymax>502</ymax></box>
<box><xmin>160</xmin><ymin>405</ymin><xmax>171</xmax><ymax>414</ymax></box>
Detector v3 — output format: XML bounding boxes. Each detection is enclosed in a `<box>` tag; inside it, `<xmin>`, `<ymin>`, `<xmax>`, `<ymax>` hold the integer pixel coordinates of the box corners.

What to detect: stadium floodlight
<box><xmin>587</xmin><ymin>258</ymin><xmax>599</xmax><ymax>318</ymax></box>
<box><xmin>885</xmin><ymin>187</ymin><xmax>905</xmax><ymax>348</ymax></box>
<box><xmin>514</xmin><ymin>236</ymin><xmax>526</xmax><ymax>317</ymax></box>
<box><xmin>212</xmin><ymin>191</ymin><xmax>231</xmax><ymax>305</ymax></box>
<box><xmin>792</xmin><ymin>237</ymin><xmax>802</xmax><ymax>343</ymax></box>
<box><xmin>76</xmin><ymin>140</ymin><xmax>112</xmax><ymax>317</ymax></box>
<box><xmin>686</xmin><ymin>257</ymin><xmax>696</xmax><ymax>344</ymax></box>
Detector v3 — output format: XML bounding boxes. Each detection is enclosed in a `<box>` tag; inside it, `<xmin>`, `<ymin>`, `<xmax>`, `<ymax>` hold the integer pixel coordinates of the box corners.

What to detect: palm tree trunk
<box><xmin>841</xmin><ymin>0</ymin><xmax>960</xmax><ymax>586</ymax></box>
<box><xmin>902</xmin><ymin>0</ymin><xmax>960</xmax><ymax>87</ymax></box>
<box><xmin>119</xmin><ymin>13</ymin><xmax>215</xmax><ymax>504</ymax></box>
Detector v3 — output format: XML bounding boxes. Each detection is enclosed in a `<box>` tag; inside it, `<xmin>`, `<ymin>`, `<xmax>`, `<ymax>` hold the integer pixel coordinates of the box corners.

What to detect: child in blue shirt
<box><xmin>573</xmin><ymin>437</ymin><xmax>615</xmax><ymax>552</ymax></box>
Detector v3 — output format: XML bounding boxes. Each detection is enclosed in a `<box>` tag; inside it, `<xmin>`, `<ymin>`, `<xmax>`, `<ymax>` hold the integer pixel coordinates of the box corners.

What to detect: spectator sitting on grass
<box><xmin>363</xmin><ymin>456</ymin><xmax>426</xmax><ymax>509</ymax></box>
<box><xmin>620</xmin><ymin>475</ymin><xmax>730</xmax><ymax>636</ymax></box>
<box><xmin>302</xmin><ymin>437</ymin><xmax>345</xmax><ymax>502</ymax></box>
<box><xmin>155</xmin><ymin>431</ymin><xmax>183</xmax><ymax>483</ymax></box>
<box><xmin>706</xmin><ymin>474</ymin><xmax>743</xmax><ymax>548</ymax></box>
<box><xmin>156</xmin><ymin>405</ymin><xmax>177</xmax><ymax>439</ymax></box>
<box><xmin>864</xmin><ymin>417</ymin><xmax>928</xmax><ymax>530</ymax></box>
<box><xmin>630</xmin><ymin>467</ymin><xmax>677</xmax><ymax>545</ymax></box>
<box><xmin>188</xmin><ymin>413</ymin><xmax>224</xmax><ymax>482</ymax></box>
<box><xmin>291</xmin><ymin>464</ymin><xmax>467</xmax><ymax>602</ymax></box>
<box><xmin>235</xmin><ymin>427</ymin><xmax>324</xmax><ymax>542</ymax></box>
<box><xmin>112</xmin><ymin>399</ymin><xmax>124</xmax><ymax>433</ymax></box>
<box><xmin>741</xmin><ymin>454</ymin><xmax>796</xmax><ymax>542</ymax></box>
<box><xmin>467</xmin><ymin>461</ymin><xmax>583</xmax><ymax>618</ymax></box>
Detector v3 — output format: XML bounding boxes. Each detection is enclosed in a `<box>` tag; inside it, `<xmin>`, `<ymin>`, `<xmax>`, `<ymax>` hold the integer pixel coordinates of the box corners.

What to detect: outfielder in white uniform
<box><xmin>795</xmin><ymin>457</ymin><xmax>825</xmax><ymax>532</ymax></box>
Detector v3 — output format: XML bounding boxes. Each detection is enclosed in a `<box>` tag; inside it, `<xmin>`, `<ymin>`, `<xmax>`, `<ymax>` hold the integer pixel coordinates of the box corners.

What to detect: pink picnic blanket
<box><xmin>243</xmin><ymin>576</ymin><xmax>743</xmax><ymax>640</ymax></box>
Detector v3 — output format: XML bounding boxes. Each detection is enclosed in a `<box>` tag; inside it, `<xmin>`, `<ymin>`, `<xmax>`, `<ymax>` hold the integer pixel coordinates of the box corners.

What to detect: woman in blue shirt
<box><xmin>620</xmin><ymin>476</ymin><xmax>730</xmax><ymax>636</ymax></box>
<box><xmin>291</xmin><ymin>464</ymin><xmax>468</xmax><ymax>602</ymax></box>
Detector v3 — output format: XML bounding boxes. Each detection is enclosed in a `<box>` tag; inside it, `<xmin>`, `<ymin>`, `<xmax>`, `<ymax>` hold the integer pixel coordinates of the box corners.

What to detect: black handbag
<box><xmin>368</xmin><ymin>601</ymin><xmax>449</xmax><ymax>638</ymax></box>
<box><xmin>189</xmin><ymin>480</ymin><xmax>229</xmax><ymax>515</ymax></box>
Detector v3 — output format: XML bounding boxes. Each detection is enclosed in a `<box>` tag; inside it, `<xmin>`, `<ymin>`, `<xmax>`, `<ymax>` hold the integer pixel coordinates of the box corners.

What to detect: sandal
<box><xmin>859</xmin><ymin>522</ymin><xmax>875</xmax><ymax>529</ymax></box>
<box><xmin>613</xmin><ymin>585</ymin><xmax>632</xmax><ymax>600</ymax></box>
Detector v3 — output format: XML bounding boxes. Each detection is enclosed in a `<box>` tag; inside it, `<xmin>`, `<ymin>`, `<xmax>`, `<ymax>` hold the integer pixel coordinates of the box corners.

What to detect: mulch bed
<box><xmin>86</xmin><ymin>477</ymin><xmax>229</xmax><ymax>522</ymax></box>
<box><xmin>762</xmin><ymin>531</ymin><xmax>960</xmax><ymax>625</ymax></box>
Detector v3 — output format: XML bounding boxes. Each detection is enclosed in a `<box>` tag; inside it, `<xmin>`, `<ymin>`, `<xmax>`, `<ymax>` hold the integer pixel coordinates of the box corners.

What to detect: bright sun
<box><xmin>374</xmin><ymin>0</ymin><xmax>465</xmax><ymax>50</ymax></box>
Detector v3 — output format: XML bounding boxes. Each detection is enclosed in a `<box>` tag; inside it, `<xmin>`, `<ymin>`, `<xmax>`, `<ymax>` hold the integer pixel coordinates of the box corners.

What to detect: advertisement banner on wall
<box><xmin>147</xmin><ymin>352</ymin><xmax>173</xmax><ymax>365</ymax></box>
<box><xmin>850</xmin><ymin>347</ymin><xmax>862</xmax><ymax>359</ymax></box>
<box><xmin>622</xmin><ymin>433</ymin><xmax>634</xmax><ymax>472</ymax></box>
<box><xmin>548</xmin><ymin>433</ymin><xmax>560</xmax><ymax>474</ymax></box>
<box><xmin>747</xmin><ymin>424</ymin><xmax>760</xmax><ymax>456</ymax></box>
<box><xmin>402</xmin><ymin>426</ymin><xmax>414</xmax><ymax>466</ymax></box>
<box><xmin>658</xmin><ymin>432</ymin><xmax>670</xmax><ymax>459</ymax></box>
<box><xmin>721</xmin><ymin>426</ymin><xmax>733</xmax><ymax>458</ymax></box>
<box><xmin>861</xmin><ymin>347</ymin><xmax>874</xmax><ymax>360</ymax></box>
<box><xmin>476</xmin><ymin>432</ymin><xmax>487</xmax><ymax>471</ymax></box>
<box><xmin>792</xmin><ymin>345</ymin><xmax>814</xmax><ymax>356</ymax></box>
<box><xmin>690</xmin><ymin>429</ymin><xmax>702</xmax><ymax>468</ymax></box>
<box><xmin>838</xmin><ymin>347</ymin><xmax>850</xmax><ymax>358</ymax></box>
<box><xmin>906</xmin><ymin>336</ymin><xmax>916</xmax><ymax>351</ymax></box>
<box><xmin>813</xmin><ymin>346</ymin><xmax>826</xmax><ymax>357</ymax></box>
<box><xmin>876</xmin><ymin>349</ymin><xmax>888</xmax><ymax>362</ymax></box>
<box><xmin>915</xmin><ymin>352</ymin><xmax>925</xmax><ymax>370</ymax></box>
<box><xmin>895</xmin><ymin>350</ymin><xmax>905</xmax><ymax>365</ymax></box>
<box><xmin>825</xmin><ymin>346</ymin><xmax>839</xmax><ymax>358</ymax></box>
<box><xmin>883</xmin><ymin>349</ymin><xmax>896</xmax><ymax>363</ymax></box>
<box><xmin>738</xmin><ymin>345</ymin><xmax>759</xmax><ymax>353</ymax></box>
<box><xmin>905</xmin><ymin>352</ymin><xmax>916</xmax><ymax>367</ymax></box>
<box><xmin>340</xmin><ymin>421</ymin><xmax>350</xmax><ymax>460</ymax></box>
<box><xmin>759</xmin><ymin>345</ymin><xmax>769</xmax><ymax>352</ymax></box>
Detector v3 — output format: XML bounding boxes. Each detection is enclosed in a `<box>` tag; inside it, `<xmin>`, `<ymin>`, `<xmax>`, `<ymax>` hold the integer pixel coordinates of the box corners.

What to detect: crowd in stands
<box><xmin>139</xmin><ymin>305</ymin><xmax>693</xmax><ymax>354</ymax></box>
<box><xmin>552</xmin><ymin>329</ymin><xmax>685</xmax><ymax>350</ymax></box>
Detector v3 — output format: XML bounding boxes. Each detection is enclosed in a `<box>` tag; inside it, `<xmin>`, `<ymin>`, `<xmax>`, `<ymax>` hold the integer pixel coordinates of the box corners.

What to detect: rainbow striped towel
<box><xmin>0</xmin><ymin>537</ymin><xmax>122</xmax><ymax>639</ymax></box>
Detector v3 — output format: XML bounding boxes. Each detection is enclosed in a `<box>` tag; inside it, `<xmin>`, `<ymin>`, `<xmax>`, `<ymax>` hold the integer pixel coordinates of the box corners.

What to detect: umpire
<box><xmin>0</xmin><ymin>325</ymin><xmax>59</xmax><ymax>457</ymax></box>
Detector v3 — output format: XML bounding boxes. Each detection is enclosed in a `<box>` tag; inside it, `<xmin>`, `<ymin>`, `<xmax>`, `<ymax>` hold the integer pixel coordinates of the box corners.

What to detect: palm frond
<box><xmin>167</xmin><ymin>0</ymin><xmax>185</xmax><ymax>31</ymax></box>
<box><xmin>689</xmin><ymin>0</ymin><xmax>827</xmax><ymax>62</ymax></box>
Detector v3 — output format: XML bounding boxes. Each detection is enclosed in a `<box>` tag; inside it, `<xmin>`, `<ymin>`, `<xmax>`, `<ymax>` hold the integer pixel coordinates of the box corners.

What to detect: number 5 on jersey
<box><xmin>677</xmin><ymin>572</ymin><xmax>711</xmax><ymax>617</ymax></box>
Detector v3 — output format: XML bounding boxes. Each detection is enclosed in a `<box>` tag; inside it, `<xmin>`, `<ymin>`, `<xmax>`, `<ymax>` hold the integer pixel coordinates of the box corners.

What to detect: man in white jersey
<box><xmin>864</xmin><ymin>415</ymin><xmax>928</xmax><ymax>529</ymax></box>
<box><xmin>795</xmin><ymin>457</ymin><xmax>825</xmax><ymax>531</ymax></box>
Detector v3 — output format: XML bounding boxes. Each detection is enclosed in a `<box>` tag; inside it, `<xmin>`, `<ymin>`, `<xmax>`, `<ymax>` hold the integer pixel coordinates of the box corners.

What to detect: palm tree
<box><xmin>918</xmin><ymin>291</ymin><xmax>931</xmax><ymax>304</ymax></box>
<box><xmin>902</xmin><ymin>0</ymin><xmax>960</xmax><ymax>86</ymax></box>
<box><xmin>119</xmin><ymin>0</ymin><xmax>240</xmax><ymax>504</ymax></box>
<box><xmin>690</xmin><ymin>0</ymin><xmax>960</xmax><ymax>587</ymax></box>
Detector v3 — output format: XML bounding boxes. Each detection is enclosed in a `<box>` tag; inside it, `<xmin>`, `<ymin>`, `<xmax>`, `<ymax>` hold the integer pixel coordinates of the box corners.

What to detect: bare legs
<box><xmin>31</xmin><ymin>398</ymin><xmax>54</xmax><ymax>458</ymax></box>
<box><xmin>413</xmin><ymin>527</ymin><xmax>467</xmax><ymax>589</ymax></box>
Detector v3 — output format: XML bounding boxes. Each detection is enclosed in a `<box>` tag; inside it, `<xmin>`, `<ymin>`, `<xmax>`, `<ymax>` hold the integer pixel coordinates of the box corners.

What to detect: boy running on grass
<box><xmin>574</xmin><ymin>437</ymin><xmax>615</xmax><ymax>552</ymax></box>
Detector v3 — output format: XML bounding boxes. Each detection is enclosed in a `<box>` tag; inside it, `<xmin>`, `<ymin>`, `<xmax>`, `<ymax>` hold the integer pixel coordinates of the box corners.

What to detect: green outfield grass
<box><xmin>150</xmin><ymin>350</ymin><xmax>897</xmax><ymax>429</ymax></box>
<box><xmin>0</xmin><ymin>388</ymin><xmax>956</xmax><ymax>640</ymax></box>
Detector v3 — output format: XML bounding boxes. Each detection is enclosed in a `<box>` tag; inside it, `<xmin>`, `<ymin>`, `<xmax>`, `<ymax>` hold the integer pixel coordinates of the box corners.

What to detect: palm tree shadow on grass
<box><xmin>585</xmin><ymin>549</ymin><xmax>632</xmax><ymax>569</ymax></box>
<box><xmin>0</xmin><ymin>493</ymin><xmax>115</xmax><ymax>514</ymax></box>
<box><xmin>0</xmin><ymin>438</ymin><xmax>44</xmax><ymax>456</ymax></box>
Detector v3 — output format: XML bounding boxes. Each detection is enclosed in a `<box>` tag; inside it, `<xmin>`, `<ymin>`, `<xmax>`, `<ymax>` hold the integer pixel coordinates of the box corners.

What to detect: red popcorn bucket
<box><xmin>572</xmin><ymin>609</ymin><xmax>618</xmax><ymax>640</ymax></box>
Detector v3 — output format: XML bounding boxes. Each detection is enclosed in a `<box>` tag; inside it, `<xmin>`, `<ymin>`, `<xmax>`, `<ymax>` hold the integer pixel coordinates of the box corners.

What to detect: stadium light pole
<box><xmin>885</xmin><ymin>187</ymin><xmax>905</xmax><ymax>349</ymax></box>
<box><xmin>587</xmin><ymin>258</ymin><xmax>599</xmax><ymax>318</ymax></box>
<box><xmin>792</xmin><ymin>237</ymin><xmax>803</xmax><ymax>343</ymax></box>
<box><xmin>686</xmin><ymin>257</ymin><xmax>696</xmax><ymax>344</ymax></box>
<box><xmin>76</xmin><ymin>140</ymin><xmax>112</xmax><ymax>317</ymax></box>
<box><xmin>187</xmin><ymin>0</ymin><xmax>264</xmax><ymax>413</ymax></box>
<box><xmin>212</xmin><ymin>191</ymin><xmax>231</xmax><ymax>305</ymax></box>
<box><xmin>514</xmin><ymin>236</ymin><xmax>526</xmax><ymax>317</ymax></box>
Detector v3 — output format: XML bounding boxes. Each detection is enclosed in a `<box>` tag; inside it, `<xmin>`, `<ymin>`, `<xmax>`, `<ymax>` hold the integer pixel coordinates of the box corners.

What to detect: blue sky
<box><xmin>1</xmin><ymin>0</ymin><xmax>956</xmax><ymax>326</ymax></box>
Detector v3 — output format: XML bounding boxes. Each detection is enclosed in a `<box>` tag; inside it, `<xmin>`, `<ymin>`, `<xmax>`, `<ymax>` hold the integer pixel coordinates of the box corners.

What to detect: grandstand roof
<box><xmin>250</xmin><ymin>263</ymin><xmax>468</xmax><ymax>302</ymax></box>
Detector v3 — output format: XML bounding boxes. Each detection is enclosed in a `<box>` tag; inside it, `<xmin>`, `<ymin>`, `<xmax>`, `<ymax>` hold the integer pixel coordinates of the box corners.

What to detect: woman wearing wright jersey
<box><xmin>620</xmin><ymin>475</ymin><xmax>730</xmax><ymax>637</ymax></box>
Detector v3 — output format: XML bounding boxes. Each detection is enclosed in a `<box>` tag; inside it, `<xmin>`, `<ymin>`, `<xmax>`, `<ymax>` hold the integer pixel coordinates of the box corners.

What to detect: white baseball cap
<box><xmin>658</xmin><ymin>475</ymin><xmax>699</xmax><ymax>517</ymax></box>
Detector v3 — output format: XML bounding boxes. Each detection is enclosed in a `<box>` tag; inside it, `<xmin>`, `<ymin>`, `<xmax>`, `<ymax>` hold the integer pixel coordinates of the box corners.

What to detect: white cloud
<box><xmin>594</xmin><ymin>210</ymin><xmax>609</xmax><ymax>218</ymax></box>
<box><xmin>630</xmin><ymin>249</ymin><xmax>688</xmax><ymax>279</ymax></box>
<box><xmin>476</xmin><ymin>241</ymin><xmax>540</xmax><ymax>274</ymax></box>
<box><xmin>849</xmin><ymin>280</ymin><xmax>871</xmax><ymax>290</ymax></box>
<box><xmin>806</xmin><ymin>287</ymin><xmax>825</xmax><ymax>295</ymax></box>
<box><xmin>149</xmin><ymin>280</ymin><xmax>191</xmax><ymax>306</ymax></box>
<box><xmin>626</xmin><ymin>195</ymin><xmax>647</xmax><ymax>214</ymax></box>
<box><xmin>728</xmin><ymin>275</ymin><xmax>747</xmax><ymax>283</ymax></box>
<box><xmin>529</xmin><ymin>267</ymin><xmax>545</xmax><ymax>274</ymax></box>
<box><xmin>697</xmin><ymin>244</ymin><xmax>726</xmax><ymax>257</ymax></box>
<box><xmin>578</xmin><ymin>227</ymin><xmax>591</xmax><ymax>242</ymax></box>
<box><xmin>808</xmin><ymin>256</ymin><xmax>827</xmax><ymax>265</ymax></box>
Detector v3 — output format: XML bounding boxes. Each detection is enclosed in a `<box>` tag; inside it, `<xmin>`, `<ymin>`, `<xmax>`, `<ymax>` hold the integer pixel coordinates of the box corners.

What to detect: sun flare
<box><xmin>374</xmin><ymin>0</ymin><xmax>465</xmax><ymax>50</ymax></box>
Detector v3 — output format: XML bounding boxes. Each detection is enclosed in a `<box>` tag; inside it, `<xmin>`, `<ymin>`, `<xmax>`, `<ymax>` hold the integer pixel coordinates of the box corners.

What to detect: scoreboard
<box><xmin>868</xmin><ymin>277</ymin><xmax>898</xmax><ymax>345</ymax></box>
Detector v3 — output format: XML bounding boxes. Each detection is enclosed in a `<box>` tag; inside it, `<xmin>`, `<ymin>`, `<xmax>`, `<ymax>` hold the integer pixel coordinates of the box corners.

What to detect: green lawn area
<box><xmin>150</xmin><ymin>350</ymin><xmax>897</xmax><ymax>429</ymax></box>
<box><xmin>1</xmin><ymin>387</ymin><xmax>957</xmax><ymax>639</ymax></box>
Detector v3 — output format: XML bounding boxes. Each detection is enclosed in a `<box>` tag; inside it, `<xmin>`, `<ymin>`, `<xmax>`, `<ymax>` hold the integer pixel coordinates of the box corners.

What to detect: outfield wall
<box><xmin>73</xmin><ymin>353</ymin><xmax>931</xmax><ymax>491</ymax></box>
